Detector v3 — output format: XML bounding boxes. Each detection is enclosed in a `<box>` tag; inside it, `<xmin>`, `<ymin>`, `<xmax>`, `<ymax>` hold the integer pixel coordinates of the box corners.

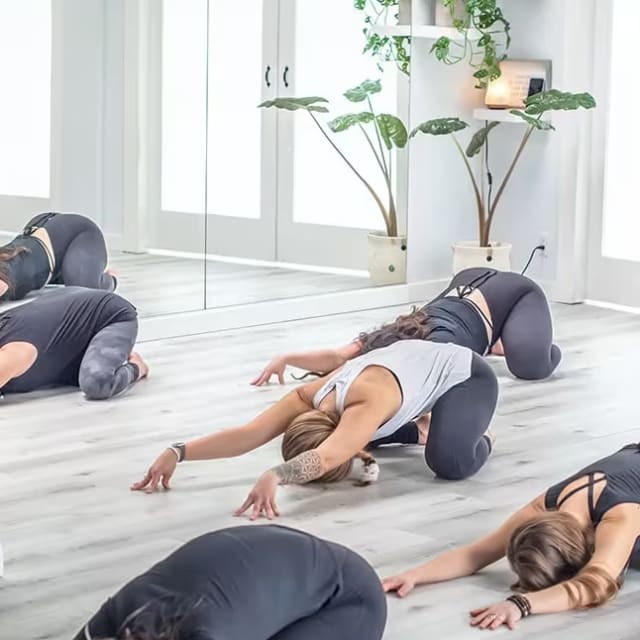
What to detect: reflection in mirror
<box><xmin>203</xmin><ymin>0</ymin><xmax>410</xmax><ymax>308</ymax></box>
<box><xmin>0</xmin><ymin>0</ymin><xmax>207</xmax><ymax>319</ymax></box>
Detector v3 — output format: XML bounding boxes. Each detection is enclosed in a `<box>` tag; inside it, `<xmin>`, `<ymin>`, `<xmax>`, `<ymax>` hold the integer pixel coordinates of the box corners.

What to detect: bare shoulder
<box><xmin>0</xmin><ymin>341</ymin><xmax>38</xmax><ymax>378</ymax></box>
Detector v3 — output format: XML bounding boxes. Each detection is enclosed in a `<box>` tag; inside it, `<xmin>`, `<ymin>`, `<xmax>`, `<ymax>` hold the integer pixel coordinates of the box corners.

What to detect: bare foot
<box><xmin>416</xmin><ymin>414</ymin><xmax>431</xmax><ymax>445</ymax></box>
<box><xmin>491</xmin><ymin>339</ymin><xmax>504</xmax><ymax>357</ymax></box>
<box><xmin>129</xmin><ymin>352</ymin><xmax>150</xmax><ymax>379</ymax></box>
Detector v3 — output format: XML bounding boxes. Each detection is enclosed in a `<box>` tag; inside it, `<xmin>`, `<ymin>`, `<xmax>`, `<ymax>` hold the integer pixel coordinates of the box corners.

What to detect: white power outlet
<box><xmin>539</xmin><ymin>234</ymin><xmax>549</xmax><ymax>257</ymax></box>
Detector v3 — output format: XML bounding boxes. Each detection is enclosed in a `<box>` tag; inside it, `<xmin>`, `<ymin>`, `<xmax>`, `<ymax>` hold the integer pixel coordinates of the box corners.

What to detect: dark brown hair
<box><xmin>0</xmin><ymin>245</ymin><xmax>28</xmax><ymax>299</ymax></box>
<box><xmin>358</xmin><ymin>306</ymin><xmax>430</xmax><ymax>353</ymax></box>
<box><xmin>507</xmin><ymin>511</ymin><xmax>621</xmax><ymax>608</ymax></box>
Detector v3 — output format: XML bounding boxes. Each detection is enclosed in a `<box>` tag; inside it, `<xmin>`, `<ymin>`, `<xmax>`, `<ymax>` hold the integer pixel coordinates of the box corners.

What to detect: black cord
<box><xmin>484</xmin><ymin>121</ymin><xmax>494</xmax><ymax>212</ymax></box>
<box><xmin>521</xmin><ymin>244</ymin><xmax>545</xmax><ymax>275</ymax></box>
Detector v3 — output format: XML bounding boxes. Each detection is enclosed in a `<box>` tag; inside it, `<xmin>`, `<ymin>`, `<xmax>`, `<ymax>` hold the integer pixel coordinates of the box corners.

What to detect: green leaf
<box><xmin>522</xmin><ymin>90</ymin><xmax>597</xmax><ymax>115</ymax></box>
<box><xmin>258</xmin><ymin>96</ymin><xmax>329</xmax><ymax>113</ymax></box>
<box><xmin>430</xmin><ymin>37</ymin><xmax>452</xmax><ymax>62</ymax></box>
<box><xmin>328</xmin><ymin>112</ymin><xmax>375</xmax><ymax>133</ymax></box>
<box><xmin>376</xmin><ymin>114</ymin><xmax>408</xmax><ymax>149</ymax></box>
<box><xmin>343</xmin><ymin>79</ymin><xmax>382</xmax><ymax>103</ymax></box>
<box><xmin>410</xmin><ymin>117</ymin><xmax>469</xmax><ymax>138</ymax></box>
<box><xmin>466</xmin><ymin>121</ymin><xmax>501</xmax><ymax>157</ymax></box>
<box><xmin>509</xmin><ymin>110</ymin><xmax>556</xmax><ymax>131</ymax></box>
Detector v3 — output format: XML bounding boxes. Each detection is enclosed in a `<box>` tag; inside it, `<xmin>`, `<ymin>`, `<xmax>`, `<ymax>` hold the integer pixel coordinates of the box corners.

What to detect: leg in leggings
<box><xmin>46</xmin><ymin>214</ymin><xmax>116</xmax><ymax>291</ymax></box>
<box><xmin>425</xmin><ymin>353</ymin><xmax>498</xmax><ymax>480</ymax></box>
<box><xmin>269</xmin><ymin>553</ymin><xmax>387</xmax><ymax>640</ymax></box>
<box><xmin>369</xmin><ymin>421</ymin><xmax>420</xmax><ymax>448</ymax></box>
<box><xmin>499</xmin><ymin>283</ymin><xmax>561</xmax><ymax>380</ymax></box>
<box><xmin>78</xmin><ymin>319</ymin><xmax>139</xmax><ymax>400</ymax></box>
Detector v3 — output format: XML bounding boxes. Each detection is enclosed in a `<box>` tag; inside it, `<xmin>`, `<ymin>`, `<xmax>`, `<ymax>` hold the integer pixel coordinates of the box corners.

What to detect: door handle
<box><xmin>283</xmin><ymin>65</ymin><xmax>290</xmax><ymax>88</ymax></box>
<box><xmin>265</xmin><ymin>65</ymin><xmax>271</xmax><ymax>88</ymax></box>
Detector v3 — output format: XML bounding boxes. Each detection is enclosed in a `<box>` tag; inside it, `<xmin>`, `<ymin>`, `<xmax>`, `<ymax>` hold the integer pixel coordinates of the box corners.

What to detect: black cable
<box><xmin>521</xmin><ymin>244</ymin><xmax>545</xmax><ymax>275</ymax></box>
<box><xmin>484</xmin><ymin>121</ymin><xmax>494</xmax><ymax>212</ymax></box>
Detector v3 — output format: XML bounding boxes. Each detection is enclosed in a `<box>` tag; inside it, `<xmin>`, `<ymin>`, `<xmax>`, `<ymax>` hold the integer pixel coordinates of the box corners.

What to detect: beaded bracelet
<box><xmin>506</xmin><ymin>594</ymin><xmax>532</xmax><ymax>618</ymax></box>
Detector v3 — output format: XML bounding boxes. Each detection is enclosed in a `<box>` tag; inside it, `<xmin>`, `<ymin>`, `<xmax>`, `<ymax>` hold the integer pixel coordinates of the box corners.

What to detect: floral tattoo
<box><xmin>271</xmin><ymin>451</ymin><xmax>323</xmax><ymax>485</ymax></box>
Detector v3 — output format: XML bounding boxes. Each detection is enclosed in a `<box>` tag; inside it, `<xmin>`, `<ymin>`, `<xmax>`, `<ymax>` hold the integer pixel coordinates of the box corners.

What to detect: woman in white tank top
<box><xmin>133</xmin><ymin>340</ymin><xmax>498</xmax><ymax>520</ymax></box>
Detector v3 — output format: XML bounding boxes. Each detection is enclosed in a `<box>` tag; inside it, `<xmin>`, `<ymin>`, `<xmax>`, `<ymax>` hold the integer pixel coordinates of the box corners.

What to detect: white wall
<box><xmin>406</xmin><ymin>0</ymin><xmax>597</xmax><ymax>298</ymax></box>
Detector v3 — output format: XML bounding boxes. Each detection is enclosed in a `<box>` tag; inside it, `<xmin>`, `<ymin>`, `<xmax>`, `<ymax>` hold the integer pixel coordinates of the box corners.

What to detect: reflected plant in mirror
<box><xmin>259</xmin><ymin>79</ymin><xmax>409</xmax><ymax>285</ymax></box>
<box><xmin>354</xmin><ymin>0</ymin><xmax>411</xmax><ymax>75</ymax></box>
<box><xmin>410</xmin><ymin>90</ymin><xmax>596</xmax><ymax>268</ymax></box>
<box><xmin>431</xmin><ymin>0</ymin><xmax>511</xmax><ymax>88</ymax></box>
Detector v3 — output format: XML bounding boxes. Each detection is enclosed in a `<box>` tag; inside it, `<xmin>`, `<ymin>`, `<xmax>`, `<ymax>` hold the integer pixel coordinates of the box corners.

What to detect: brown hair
<box><xmin>507</xmin><ymin>511</ymin><xmax>621</xmax><ymax>608</ymax></box>
<box><xmin>281</xmin><ymin>410</ymin><xmax>353</xmax><ymax>483</ymax></box>
<box><xmin>358</xmin><ymin>306</ymin><xmax>430</xmax><ymax>354</ymax></box>
<box><xmin>0</xmin><ymin>245</ymin><xmax>29</xmax><ymax>299</ymax></box>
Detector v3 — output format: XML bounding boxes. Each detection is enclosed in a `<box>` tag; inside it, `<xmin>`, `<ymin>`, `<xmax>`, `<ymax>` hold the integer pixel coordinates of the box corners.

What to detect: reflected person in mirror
<box><xmin>133</xmin><ymin>339</ymin><xmax>497</xmax><ymax>519</ymax></box>
<box><xmin>0</xmin><ymin>288</ymin><xmax>148</xmax><ymax>401</ymax></box>
<box><xmin>253</xmin><ymin>268</ymin><xmax>561</xmax><ymax>384</ymax></box>
<box><xmin>0</xmin><ymin>212</ymin><xmax>116</xmax><ymax>302</ymax></box>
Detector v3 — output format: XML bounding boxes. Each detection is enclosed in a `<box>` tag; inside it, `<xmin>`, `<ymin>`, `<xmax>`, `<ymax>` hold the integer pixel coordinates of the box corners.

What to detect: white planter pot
<box><xmin>452</xmin><ymin>241</ymin><xmax>512</xmax><ymax>274</ymax></box>
<box><xmin>368</xmin><ymin>232</ymin><xmax>407</xmax><ymax>286</ymax></box>
<box><xmin>398</xmin><ymin>0</ymin><xmax>430</xmax><ymax>25</ymax></box>
<box><xmin>398</xmin><ymin>0</ymin><xmax>411</xmax><ymax>24</ymax></box>
<box><xmin>435</xmin><ymin>0</ymin><xmax>466</xmax><ymax>27</ymax></box>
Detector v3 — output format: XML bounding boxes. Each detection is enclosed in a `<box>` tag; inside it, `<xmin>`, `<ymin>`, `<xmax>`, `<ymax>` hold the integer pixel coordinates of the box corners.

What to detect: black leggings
<box><xmin>79</xmin><ymin>319</ymin><xmax>139</xmax><ymax>400</ymax></box>
<box><xmin>25</xmin><ymin>212</ymin><xmax>116</xmax><ymax>291</ymax></box>
<box><xmin>443</xmin><ymin>268</ymin><xmax>561</xmax><ymax>380</ymax></box>
<box><xmin>373</xmin><ymin>353</ymin><xmax>498</xmax><ymax>480</ymax></box>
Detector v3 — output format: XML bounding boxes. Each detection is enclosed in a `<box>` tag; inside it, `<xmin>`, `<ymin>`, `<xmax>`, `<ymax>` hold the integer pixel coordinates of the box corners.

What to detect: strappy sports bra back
<box><xmin>554</xmin><ymin>472</ymin><xmax>607</xmax><ymax>523</ymax></box>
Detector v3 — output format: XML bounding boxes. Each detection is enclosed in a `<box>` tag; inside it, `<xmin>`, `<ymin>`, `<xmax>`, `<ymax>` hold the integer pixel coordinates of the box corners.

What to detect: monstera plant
<box><xmin>411</xmin><ymin>90</ymin><xmax>597</xmax><ymax>248</ymax></box>
<box><xmin>260</xmin><ymin>80</ymin><xmax>408</xmax><ymax>238</ymax></box>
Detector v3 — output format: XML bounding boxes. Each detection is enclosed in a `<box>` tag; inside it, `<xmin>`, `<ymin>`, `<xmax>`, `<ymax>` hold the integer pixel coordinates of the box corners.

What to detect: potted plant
<box><xmin>431</xmin><ymin>0</ymin><xmax>511</xmax><ymax>89</ymax></box>
<box><xmin>259</xmin><ymin>79</ymin><xmax>409</xmax><ymax>285</ymax></box>
<box><xmin>410</xmin><ymin>89</ymin><xmax>596</xmax><ymax>272</ymax></box>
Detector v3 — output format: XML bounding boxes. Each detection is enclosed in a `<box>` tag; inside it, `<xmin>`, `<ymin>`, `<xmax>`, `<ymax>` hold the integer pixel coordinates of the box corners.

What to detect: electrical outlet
<box><xmin>539</xmin><ymin>234</ymin><xmax>548</xmax><ymax>257</ymax></box>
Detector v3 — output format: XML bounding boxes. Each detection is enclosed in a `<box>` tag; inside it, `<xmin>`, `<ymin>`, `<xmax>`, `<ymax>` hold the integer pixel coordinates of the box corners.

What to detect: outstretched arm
<box><xmin>132</xmin><ymin>386</ymin><xmax>314</xmax><ymax>492</ymax></box>
<box><xmin>251</xmin><ymin>341</ymin><xmax>362</xmax><ymax>386</ymax></box>
<box><xmin>383</xmin><ymin>497</ymin><xmax>546</xmax><ymax>596</ymax></box>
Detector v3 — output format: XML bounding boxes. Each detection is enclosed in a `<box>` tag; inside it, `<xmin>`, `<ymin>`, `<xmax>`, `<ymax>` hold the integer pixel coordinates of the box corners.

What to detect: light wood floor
<box><xmin>109</xmin><ymin>252</ymin><xmax>373</xmax><ymax>317</ymax></box>
<box><xmin>1</xmin><ymin>302</ymin><xmax>640</xmax><ymax>639</ymax></box>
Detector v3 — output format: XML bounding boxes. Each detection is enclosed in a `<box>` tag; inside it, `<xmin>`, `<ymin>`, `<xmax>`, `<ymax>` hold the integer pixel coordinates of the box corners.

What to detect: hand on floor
<box><xmin>251</xmin><ymin>356</ymin><xmax>287</xmax><ymax>386</ymax></box>
<box><xmin>131</xmin><ymin>449</ymin><xmax>177</xmax><ymax>493</ymax></box>
<box><xmin>382</xmin><ymin>571</ymin><xmax>417</xmax><ymax>598</ymax></box>
<box><xmin>469</xmin><ymin>601</ymin><xmax>522</xmax><ymax>630</ymax></box>
<box><xmin>234</xmin><ymin>471</ymin><xmax>280</xmax><ymax>520</ymax></box>
<box><xmin>129</xmin><ymin>352</ymin><xmax>150</xmax><ymax>379</ymax></box>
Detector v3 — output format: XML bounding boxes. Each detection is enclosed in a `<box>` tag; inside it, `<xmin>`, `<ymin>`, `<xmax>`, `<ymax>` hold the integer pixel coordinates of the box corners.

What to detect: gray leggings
<box><xmin>373</xmin><ymin>353</ymin><xmax>498</xmax><ymax>480</ymax></box>
<box><xmin>79</xmin><ymin>319</ymin><xmax>139</xmax><ymax>400</ymax></box>
<box><xmin>26</xmin><ymin>212</ymin><xmax>116</xmax><ymax>291</ymax></box>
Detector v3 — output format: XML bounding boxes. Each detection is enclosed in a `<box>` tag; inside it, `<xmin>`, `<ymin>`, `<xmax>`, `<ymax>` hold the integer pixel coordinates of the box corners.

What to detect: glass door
<box><xmin>276</xmin><ymin>0</ymin><xmax>405</xmax><ymax>270</ymax></box>
<box><xmin>587</xmin><ymin>0</ymin><xmax>640</xmax><ymax>306</ymax></box>
<box><xmin>204</xmin><ymin>0</ymin><xmax>279</xmax><ymax>261</ymax></box>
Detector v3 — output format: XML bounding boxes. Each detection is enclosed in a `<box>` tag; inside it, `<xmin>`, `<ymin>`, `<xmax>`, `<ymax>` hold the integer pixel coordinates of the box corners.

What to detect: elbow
<box><xmin>316</xmin><ymin>450</ymin><xmax>353</xmax><ymax>483</ymax></box>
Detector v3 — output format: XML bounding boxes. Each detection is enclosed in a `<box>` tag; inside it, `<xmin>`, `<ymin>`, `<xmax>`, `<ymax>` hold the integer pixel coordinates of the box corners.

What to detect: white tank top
<box><xmin>313</xmin><ymin>340</ymin><xmax>473</xmax><ymax>442</ymax></box>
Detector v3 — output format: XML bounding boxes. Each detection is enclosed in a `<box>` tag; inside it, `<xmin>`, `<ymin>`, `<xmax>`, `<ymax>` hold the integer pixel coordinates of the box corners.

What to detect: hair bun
<box><xmin>350</xmin><ymin>456</ymin><xmax>380</xmax><ymax>485</ymax></box>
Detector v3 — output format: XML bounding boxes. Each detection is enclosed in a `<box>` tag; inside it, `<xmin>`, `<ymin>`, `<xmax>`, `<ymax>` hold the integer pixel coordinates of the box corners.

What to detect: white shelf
<box><xmin>371</xmin><ymin>24</ymin><xmax>479</xmax><ymax>41</ymax></box>
<box><xmin>473</xmin><ymin>108</ymin><xmax>552</xmax><ymax>125</ymax></box>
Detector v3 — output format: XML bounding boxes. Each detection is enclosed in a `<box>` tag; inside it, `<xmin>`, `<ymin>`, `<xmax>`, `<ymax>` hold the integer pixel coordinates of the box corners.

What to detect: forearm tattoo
<box><xmin>271</xmin><ymin>450</ymin><xmax>324</xmax><ymax>485</ymax></box>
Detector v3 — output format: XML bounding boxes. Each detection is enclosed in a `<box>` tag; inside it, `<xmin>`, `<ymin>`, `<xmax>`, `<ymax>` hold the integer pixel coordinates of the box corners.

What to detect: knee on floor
<box><xmin>424</xmin><ymin>451</ymin><xmax>475</xmax><ymax>481</ymax></box>
<box><xmin>79</xmin><ymin>369</ymin><xmax>115</xmax><ymax>400</ymax></box>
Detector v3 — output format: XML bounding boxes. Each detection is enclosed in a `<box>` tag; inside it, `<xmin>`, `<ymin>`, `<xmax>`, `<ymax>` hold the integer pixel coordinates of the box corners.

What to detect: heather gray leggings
<box><xmin>372</xmin><ymin>353</ymin><xmax>498</xmax><ymax>480</ymax></box>
<box><xmin>79</xmin><ymin>319</ymin><xmax>139</xmax><ymax>400</ymax></box>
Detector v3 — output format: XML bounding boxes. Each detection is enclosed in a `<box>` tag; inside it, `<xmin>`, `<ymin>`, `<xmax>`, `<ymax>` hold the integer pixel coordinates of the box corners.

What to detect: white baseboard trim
<box><xmin>138</xmin><ymin>283</ymin><xmax>417</xmax><ymax>342</ymax></box>
<box><xmin>584</xmin><ymin>299</ymin><xmax>640</xmax><ymax>315</ymax></box>
<box><xmin>147</xmin><ymin>247</ymin><xmax>370</xmax><ymax>278</ymax></box>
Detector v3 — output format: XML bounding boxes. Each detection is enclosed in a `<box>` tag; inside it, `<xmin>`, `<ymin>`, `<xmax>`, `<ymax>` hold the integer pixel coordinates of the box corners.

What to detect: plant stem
<box><xmin>367</xmin><ymin>97</ymin><xmax>397</xmax><ymax>236</ymax></box>
<box><xmin>451</xmin><ymin>133</ymin><xmax>487</xmax><ymax>246</ymax></box>
<box><xmin>486</xmin><ymin>123</ymin><xmax>536</xmax><ymax>241</ymax></box>
<box><xmin>308</xmin><ymin>112</ymin><xmax>392</xmax><ymax>236</ymax></box>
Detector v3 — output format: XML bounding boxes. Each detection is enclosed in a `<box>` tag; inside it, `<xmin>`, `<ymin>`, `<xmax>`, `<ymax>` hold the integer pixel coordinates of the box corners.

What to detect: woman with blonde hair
<box><xmin>383</xmin><ymin>443</ymin><xmax>640</xmax><ymax>630</ymax></box>
<box><xmin>133</xmin><ymin>339</ymin><xmax>498</xmax><ymax>518</ymax></box>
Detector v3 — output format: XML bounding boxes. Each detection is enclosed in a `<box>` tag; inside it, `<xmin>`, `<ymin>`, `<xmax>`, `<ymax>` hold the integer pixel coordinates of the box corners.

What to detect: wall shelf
<box><xmin>371</xmin><ymin>24</ymin><xmax>479</xmax><ymax>41</ymax></box>
<box><xmin>473</xmin><ymin>108</ymin><xmax>552</xmax><ymax>125</ymax></box>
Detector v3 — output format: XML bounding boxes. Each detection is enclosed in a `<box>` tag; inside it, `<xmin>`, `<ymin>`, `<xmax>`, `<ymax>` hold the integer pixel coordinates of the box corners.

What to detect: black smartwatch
<box><xmin>170</xmin><ymin>442</ymin><xmax>187</xmax><ymax>463</ymax></box>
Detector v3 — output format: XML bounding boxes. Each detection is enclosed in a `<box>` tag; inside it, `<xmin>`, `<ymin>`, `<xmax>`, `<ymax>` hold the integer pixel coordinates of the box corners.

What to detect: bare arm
<box><xmin>251</xmin><ymin>342</ymin><xmax>362</xmax><ymax>386</ymax></box>
<box><xmin>525</xmin><ymin>506</ymin><xmax>640</xmax><ymax>614</ymax></box>
<box><xmin>0</xmin><ymin>342</ymin><xmax>38</xmax><ymax>389</ymax></box>
<box><xmin>384</xmin><ymin>497</ymin><xmax>546</xmax><ymax>594</ymax></box>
